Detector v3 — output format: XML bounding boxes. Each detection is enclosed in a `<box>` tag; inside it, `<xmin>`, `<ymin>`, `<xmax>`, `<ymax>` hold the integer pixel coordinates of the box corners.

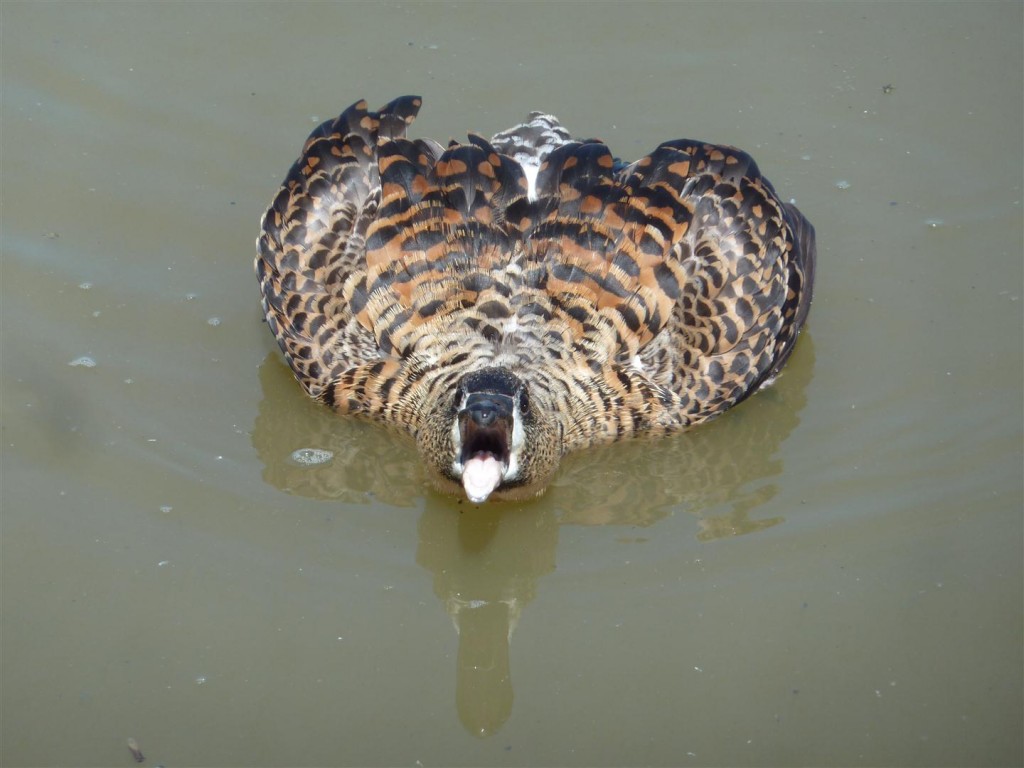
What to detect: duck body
<box><xmin>256</xmin><ymin>96</ymin><xmax>816</xmax><ymax>502</ymax></box>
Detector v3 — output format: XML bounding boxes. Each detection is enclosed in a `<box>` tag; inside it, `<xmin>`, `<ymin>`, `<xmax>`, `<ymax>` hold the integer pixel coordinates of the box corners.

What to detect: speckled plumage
<box><xmin>256</xmin><ymin>96</ymin><xmax>816</xmax><ymax>502</ymax></box>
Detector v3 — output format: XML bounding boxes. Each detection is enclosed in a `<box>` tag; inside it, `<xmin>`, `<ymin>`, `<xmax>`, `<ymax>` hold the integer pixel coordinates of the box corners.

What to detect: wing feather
<box><xmin>257</xmin><ymin>98</ymin><xmax>816</xmax><ymax>437</ymax></box>
<box><xmin>255</xmin><ymin>96</ymin><xmax>422</xmax><ymax>400</ymax></box>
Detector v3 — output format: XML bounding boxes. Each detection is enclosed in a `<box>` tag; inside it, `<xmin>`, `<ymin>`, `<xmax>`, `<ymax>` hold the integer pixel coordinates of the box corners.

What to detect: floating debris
<box><xmin>835</xmin><ymin>180</ymin><xmax>852</xmax><ymax>190</ymax></box>
<box><xmin>207</xmin><ymin>316</ymin><xmax>222</xmax><ymax>326</ymax></box>
<box><xmin>882</xmin><ymin>84</ymin><xmax>895</xmax><ymax>94</ymax></box>
<box><xmin>925</xmin><ymin>217</ymin><xmax>945</xmax><ymax>228</ymax></box>
<box><xmin>126</xmin><ymin>737</ymin><xmax>144</xmax><ymax>763</ymax></box>
<box><xmin>159</xmin><ymin>505</ymin><xmax>173</xmax><ymax>514</ymax></box>
<box><xmin>78</xmin><ymin>281</ymin><xmax>93</xmax><ymax>290</ymax></box>
<box><xmin>68</xmin><ymin>356</ymin><xmax>96</xmax><ymax>368</ymax></box>
<box><xmin>290</xmin><ymin>447</ymin><xmax>334</xmax><ymax>466</ymax></box>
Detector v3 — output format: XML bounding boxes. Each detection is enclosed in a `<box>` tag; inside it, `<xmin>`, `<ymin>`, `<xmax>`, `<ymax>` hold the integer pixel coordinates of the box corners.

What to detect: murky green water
<box><xmin>2</xmin><ymin>2</ymin><xmax>1021</xmax><ymax>766</ymax></box>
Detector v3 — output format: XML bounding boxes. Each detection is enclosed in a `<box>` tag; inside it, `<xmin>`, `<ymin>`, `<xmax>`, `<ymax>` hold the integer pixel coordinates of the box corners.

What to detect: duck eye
<box><xmin>518</xmin><ymin>389</ymin><xmax>529</xmax><ymax>414</ymax></box>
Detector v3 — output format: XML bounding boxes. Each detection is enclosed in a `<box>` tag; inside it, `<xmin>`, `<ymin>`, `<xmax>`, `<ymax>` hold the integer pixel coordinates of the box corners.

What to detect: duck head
<box><xmin>419</xmin><ymin>367</ymin><xmax>561</xmax><ymax>503</ymax></box>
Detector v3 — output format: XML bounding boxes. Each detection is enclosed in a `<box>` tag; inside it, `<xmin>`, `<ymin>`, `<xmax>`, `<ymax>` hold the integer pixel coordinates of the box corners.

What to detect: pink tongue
<box><xmin>462</xmin><ymin>455</ymin><xmax>502</xmax><ymax>503</ymax></box>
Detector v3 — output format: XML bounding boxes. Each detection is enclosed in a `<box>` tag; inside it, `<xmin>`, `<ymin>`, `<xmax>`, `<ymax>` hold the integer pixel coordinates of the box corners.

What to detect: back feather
<box><xmin>256</xmin><ymin>97</ymin><xmax>816</xmax><ymax>442</ymax></box>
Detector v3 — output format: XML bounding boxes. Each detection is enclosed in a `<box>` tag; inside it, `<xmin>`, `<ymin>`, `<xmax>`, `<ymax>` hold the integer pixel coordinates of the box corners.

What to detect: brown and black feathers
<box><xmin>256</xmin><ymin>96</ymin><xmax>816</xmax><ymax>502</ymax></box>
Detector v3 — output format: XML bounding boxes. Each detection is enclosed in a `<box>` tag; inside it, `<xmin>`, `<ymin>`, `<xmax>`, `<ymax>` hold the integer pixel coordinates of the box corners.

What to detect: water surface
<box><xmin>2</xmin><ymin>2</ymin><xmax>1021</xmax><ymax>766</ymax></box>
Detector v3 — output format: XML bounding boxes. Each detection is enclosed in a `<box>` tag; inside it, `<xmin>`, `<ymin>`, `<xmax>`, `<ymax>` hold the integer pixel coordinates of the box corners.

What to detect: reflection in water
<box><xmin>551</xmin><ymin>334</ymin><xmax>815</xmax><ymax>536</ymax></box>
<box><xmin>251</xmin><ymin>334</ymin><xmax>813</xmax><ymax>733</ymax></box>
<box><xmin>418</xmin><ymin>502</ymin><xmax>557</xmax><ymax>735</ymax></box>
<box><xmin>253</xmin><ymin>334</ymin><xmax>814</xmax><ymax>529</ymax></box>
<box><xmin>252</xmin><ymin>352</ymin><xmax>424</xmax><ymax>506</ymax></box>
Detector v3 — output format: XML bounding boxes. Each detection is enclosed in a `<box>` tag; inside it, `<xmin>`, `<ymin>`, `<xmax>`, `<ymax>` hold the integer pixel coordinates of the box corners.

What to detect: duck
<box><xmin>256</xmin><ymin>96</ymin><xmax>816</xmax><ymax>503</ymax></box>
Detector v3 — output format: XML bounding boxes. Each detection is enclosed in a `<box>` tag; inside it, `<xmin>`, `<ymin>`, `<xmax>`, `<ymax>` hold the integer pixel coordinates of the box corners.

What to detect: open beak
<box><xmin>457</xmin><ymin>393</ymin><xmax>513</xmax><ymax>503</ymax></box>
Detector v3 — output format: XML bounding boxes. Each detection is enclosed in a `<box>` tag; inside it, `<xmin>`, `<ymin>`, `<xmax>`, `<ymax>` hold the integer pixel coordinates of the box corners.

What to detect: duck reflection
<box><xmin>251</xmin><ymin>334</ymin><xmax>814</xmax><ymax>733</ymax></box>
<box><xmin>417</xmin><ymin>502</ymin><xmax>557</xmax><ymax>735</ymax></box>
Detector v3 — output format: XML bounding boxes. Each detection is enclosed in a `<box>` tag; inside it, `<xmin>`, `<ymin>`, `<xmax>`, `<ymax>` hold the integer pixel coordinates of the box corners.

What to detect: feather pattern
<box><xmin>256</xmin><ymin>97</ymin><xmax>816</xmax><ymax>501</ymax></box>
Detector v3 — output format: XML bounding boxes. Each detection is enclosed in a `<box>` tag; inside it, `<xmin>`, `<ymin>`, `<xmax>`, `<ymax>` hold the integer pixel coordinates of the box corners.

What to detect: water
<box><xmin>2</xmin><ymin>2</ymin><xmax>1021</xmax><ymax>766</ymax></box>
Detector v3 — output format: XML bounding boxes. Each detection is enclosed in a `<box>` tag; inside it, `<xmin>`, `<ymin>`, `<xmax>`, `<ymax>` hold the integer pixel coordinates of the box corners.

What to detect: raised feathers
<box><xmin>256</xmin><ymin>96</ymin><xmax>816</xmax><ymax>501</ymax></box>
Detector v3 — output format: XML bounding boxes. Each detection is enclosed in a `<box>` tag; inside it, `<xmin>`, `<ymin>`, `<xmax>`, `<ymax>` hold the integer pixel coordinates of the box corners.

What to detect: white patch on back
<box><xmin>522</xmin><ymin>163</ymin><xmax>540</xmax><ymax>201</ymax></box>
